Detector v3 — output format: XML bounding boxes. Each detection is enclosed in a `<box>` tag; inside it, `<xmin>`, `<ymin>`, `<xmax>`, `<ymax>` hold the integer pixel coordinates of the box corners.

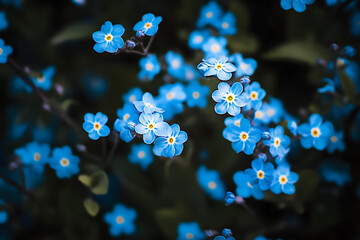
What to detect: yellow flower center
<box><xmin>123</xmin><ymin>114</ymin><xmax>130</xmax><ymax>121</ymax></box>
<box><xmin>311</xmin><ymin>128</ymin><xmax>320</xmax><ymax>138</ymax></box>
<box><xmin>166</xmin><ymin>92</ymin><xmax>175</xmax><ymax>100</ymax></box>
<box><xmin>192</xmin><ymin>91</ymin><xmax>200</xmax><ymax>99</ymax></box>
<box><xmin>194</xmin><ymin>36</ymin><xmax>203</xmax><ymax>43</ymax></box>
<box><xmin>105</xmin><ymin>34</ymin><xmax>113</xmax><ymax>41</ymax></box>
<box><xmin>235</xmin><ymin>120</ymin><xmax>240</xmax><ymax>127</ymax></box>
<box><xmin>226</xmin><ymin>95</ymin><xmax>234</xmax><ymax>102</ymax></box>
<box><xmin>274</xmin><ymin>137</ymin><xmax>281</xmax><ymax>147</ymax></box>
<box><xmin>145</xmin><ymin>62</ymin><xmax>154</xmax><ymax>71</ymax></box>
<box><xmin>257</xmin><ymin>170</ymin><xmax>265</xmax><ymax>179</ymax></box>
<box><xmin>0</xmin><ymin>48</ymin><xmax>2</xmax><ymax>54</ymax></box>
<box><xmin>206</xmin><ymin>11</ymin><xmax>213</xmax><ymax>18</ymax></box>
<box><xmin>279</xmin><ymin>175</ymin><xmax>288</xmax><ymax>184</ymax></box>
<box><xmin>60</xmin><ymin>158</ymin><xmax>70</xmax><ymax>167</ymax></box>
<box><xmin>145</xmin><ymin>22</ymin><xmax>152</xmax><ymax>28</ymax></box>
<box><xmin>240</xmin><ymin>132</ymin><xmax>248</xmax><ymax>141</ymax></box>
<box><xmin>168</xmin><ymin>137</ymin><xmax>175</xmax><ymax>144</ymax></box>
<box><xmin>331</xmin><ymin>136</ymin><xmax>338</xmax><ymax>142</ymax></box>
<box><xmin>94</xmin><ymin>123</ymin><xmax>100</xmax><ymax>130</ymax></box>
<box><xmin>222</xmin><ymin>22</ymin><xmax>229</xmax><ymax>29</ymax></box>
<box><xmin>211</xmin><ymin>44</ymin><xmax>220</xmax><ymax>52</ymax></box>
<box><xmin>186</xmin><ymin>233</ymin><xmax>194</xmax><ymax>239</ymax></box>
<box><xmin>250</xmin><ymin>91</ymin><xmax>258</xmax><ymax>100</ymax></box>
<box><xmin>34</xmin><ymin>153</ymin><xmax>41</xmax><ymax>161</ymax></box>
<box><xmin>148</xmin><ymin>123</ymin><xmax>154</xmax><ymax>129</ymax></box>
<box><xmin>137</xmin><ymin>151</ymin><xmax>146</xmax><ymax>159</ymax></box>
<box><xmin>216</xmin><ymin>64</ymin><xmax>222</xmax><ymax>70</ymax></box>
<box><xmin>208</xmin><ymin>181</ymin><xmax>217</xmax><ymax>189</ymax></box>
<box><xmin>255</xmin><ymin>111</ymin><xmax>263</xmax><ymax>119</ymax></box>
<box><xmin>116</xmin><ymin>216</ymin><xmax>125</xmax><ymax>224</ymax></box>
<box><xmin>37</xmin><ymin>76</ymin><xmax>45</xmax><ymax>83</ymax></box>
<box><xmin>336</xmin><ymin>59</ymin><xmax>345</xmax><ymax>67</ymax></box>
<box><xmin>129</xmin><ymin>95</ymin><xmax>136</xmax><ymax>102</ymax></box>
<box><xmin>240</xmin><ymin>62</ymin><xmax>248</xmax><ymax>70</ymax></box>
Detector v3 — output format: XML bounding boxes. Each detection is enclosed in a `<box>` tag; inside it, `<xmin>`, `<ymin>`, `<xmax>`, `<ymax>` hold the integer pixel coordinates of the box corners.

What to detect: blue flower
<box><xmin>0</xmin><ymin>39</ymin><xmax>13</xmax><ymax>64</ymax></box>
<box><xmin>233</xmin><ymin>171</ymin><xmax>265</xmax><ymax>200</ymax></box>
<box><xmin>0</xmin><ymin>11</ymin><xmax>8</xmax><ymax>31</ymax></box>
<box><xmin>117</xmin><ymin>103</ymin><xmax>139</xmax><ymax>124</ymax></box>
<box><xmin>156</xmin><ymin>83</ymin><xmax>186</xmax><ymax>119</ymax></box>
<box><xmin>50</xmin><ymin>146</ymin><xmax>80</xmax><ymax>179</ymax></box>
<box><xmin>263</xmin><ymin>126</ymin><xmax>291</xmax><ymax>158</ymax></box>
<box><xmin>325</xmin><ymin>0</ymin><xmax>345</xmax><ymax>6</ymax></box>
<box><xmin>128</xmin><ymin>143</ymin><xmax>153</xmax><ymax>170</ymax></box>
<box><xmin>81</xmin><ymin>73</ymin><xmax>108</xmax><ymax>99</ymax></box>
<box><xmin>245</xmin><ymin>158</ymin><xmax>275</xmax><ymax>191</ymax></box>
<box><xmin>104</xmin><ymin>204</ymin><xmax>137</xmax><ymax>237</ymax></box>
<box><xmin>287</xmin><ymin>120</ymin><xmax>298</xmax><ymax>136</ymax></box>
<box><xmin>215</xmin><ymin>236</ymin><xmax>236</xmax><ymax>240</ymax></box>
<box><xmin>114</xmin><ymin>119</ymin><xmax>136</xmax><ymax>143</ymax></box>
<box><xmin>183</xmin><ymin>64</ymin><xmax>201</xmax><ymax>81</ymax></box>
<box><xmin>165</xmin><ymin>51</ymin><xmax>185</xmax><ymax>79</ymax></box>
<box><xmin>318</xmin><ymin>78</ymin><xmax>335</xmax><ymax>94</ymax></box>
<box><xmin>223</xmin><ymin>117</ymin><xmax>262</xmax><ymax>155</ymax></box>
<box><xmin>196</xmin><ymin>1</ymin><xmax>222</xmax><ymax>28</ymax></box>
<box><xmin>83</xmin><ymin>112</ymin><xmax>111</xmax><ymax>140</ymax></box>
<box><xmin>280</xmin><ymin>0</ymin><xmax>315</xmax><ymax>12</ymax></box>
<box><xmin>229</xmin><ymin>53</ymin><xmax>257</xmax><ymax>77</ymax></box>
<box><xmin>243</xmin><ymin>81</ymin><xmax>266</xmax><ymax>111</ymax></box>
<box><xmin>177</xmin><ymin>222</ymin><xmax>205</xmax><ymax>240</ymax></box>
<box><xmin>212</xmin><ymin>82</ymin><xmax>249</xmax><ymax>116</ymax></box>
<box><xmin>186</xmin><ymin>81</ymin><xmax>209</xmax><ymax>108</ymax></box>
<box><xmin>298</xmin><ymin>113</ymin><xmax>332</xmax><ymax>150</ymax></box>
<box><xmin>14</xmin><ymin>141</ymin><xmax>51</xmax><ymax>173</ymax></box>
<box><xmin>135</xmin><ymin>113</ymin><xmax>170</xmax><ymax>144</ymax></box>
<box><xmin>198</xmin><ymin>56</ymin><xmax>236</xmax><ymax>81</ymax></box>
<box><xmin>138</xmin><ymin>54</ymin><xmax>161</xmax><ymax>81</ymax></box>
<box><xmin>0</xmin><ymin>199</ymin><xmax>7</xmax><ymax>224</ymax></box>
<box><xmin>196</xmin><ymin>165</ymin><xmax>226</xmax><ymax>200</ymax></box>
<box><xmin>188</xmin><ymin>29</ymin><xmax>211</xmax><ymax>49</ymax></box>
<box><xmin>327</xmin><ymin>131</ymin><xmax>345</xmax><ymax>153</ymax></box>
<box><xmin>202</xmin><ymin>36</ymin><xmax>228</xmax><ymax>58</ymax></box>
<box><xmin>30</xmin><ymin>65</ymin><xmax>55</xmax><ymax>91</ymax></box>
<box><xmin>153</xmin><ymin>124</ymin><xmax>188</xmax><ymax>158</ymax></box>
<box><xmin>225</xmin><ymin>191</ymin><xmax>236</xmax><ymax>205</ymax></box>
<box><xmin>224</xmin><ymin>114</ymin><xmax>244</xmax><ymax>127</ymax></box>
<box><xmin>217</xmin><ymin>12</ymin><xmax>237</xmax><ymax>36</ymax></box>
<box><xmin>134</xmin><ymin>92</ymin><xmax>164</xmax><ymax>114</ymax></box>
<box><xmin>350</xmin><ymin>11</ymin><xmax>360</xmax><ymax>37</ymax></box>
<box><xmin>72</xmin><ymin>0</ymin><xmax>85</xmax><ymax>5</ymax></box>
<box><xmin>133</xmin><ymin>13</ymin><xmax>162</xmax><ymax>36</ymax></box>
<box><xmin>92</xmin><ymin>21</ymin><xmax>125</xmax><ymax>53</ymax></box>
<box><xmin>270</xmin><ymin>163</ymin><xmax>299</xmax><ymax>195</ymax></box>
<box><xmin>122</xmin><ymin>87</ymin><xmax>143</xmax><ymax>103</ymax></box>
<box><xmin>319</xmin><ymin>159</ymin><xmax>351</xmax><ymax>186</ymax></box>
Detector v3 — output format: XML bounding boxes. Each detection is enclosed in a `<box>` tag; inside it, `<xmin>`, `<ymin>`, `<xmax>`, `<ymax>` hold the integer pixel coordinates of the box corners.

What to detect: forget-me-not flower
<box><xmin>83</xmin><ymin>112</ymin><xmax>111</xmax><ymax>140</ymax></box>
<box><xmin>133</xmin><ymin>13</ymin><xmax>162</xmax><ymax>36</ymax></box>
<box><xmin>92</xmin><ymin>21</ymin><xmax>125</xmax><ymax>53</ymax></box>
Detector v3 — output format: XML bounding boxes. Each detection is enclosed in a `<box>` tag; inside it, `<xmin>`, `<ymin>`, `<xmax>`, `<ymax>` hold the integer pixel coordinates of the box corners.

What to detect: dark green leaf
<box><xmin>83</xmin><ymin>198</ymin><xmax>100</xmax><ymax>217</ymax></box>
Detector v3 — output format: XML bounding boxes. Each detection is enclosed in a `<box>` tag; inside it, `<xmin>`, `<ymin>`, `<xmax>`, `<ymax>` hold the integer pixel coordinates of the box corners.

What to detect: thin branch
<box><xmin>144</xmin><ymin>34</ymin><xmax>156</xmax><ymax>53</ymax></box>
<box><xmin>0</xmin><ymin>172</ymin><xmax>34</xmax><ymax>199</ymax></box>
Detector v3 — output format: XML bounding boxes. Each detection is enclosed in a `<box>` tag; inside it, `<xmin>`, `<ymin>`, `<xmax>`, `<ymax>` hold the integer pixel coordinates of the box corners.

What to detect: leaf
<box><xmin>83</xmin><ymin>198</ymin><xmax>100</xmax><ymax>217</ymax></box>
<box><xmin>51</xmin><ymin>21</ymin><xmax>94</xmax><ymax>45</ymax></box>
<box><xmin>227</xmin><ymin>34</ymin><xmax>259</xmax><ymax>54</ymax></box>
<box><xmin>339</xmin><ymin>70</ymin><xmax>357</xmax><ymax>100</ymax></box>
<box><xmin>262</xmin><ymin>41</ymin><xmax>329</xmax><ymax>66</ymax></box>
<box><xmin>78</xmin><ymin>175</ymin><xmax>92</xmax><ymax>187</ymax></box>
<box><xmin>90</xmin><ymin>170</ymin><xmax>109</xmax><ymax>195</ymax></box>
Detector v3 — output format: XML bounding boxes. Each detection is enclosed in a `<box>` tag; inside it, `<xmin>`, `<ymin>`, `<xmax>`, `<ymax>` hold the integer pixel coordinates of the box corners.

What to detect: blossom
<box><xmin>30</xmin><ymin>65</ymin><xmax>55</xmax><ymax>91</ymax></box>
<box><xmin>128</xmin><ymin>143</ymin><xmax>153</xmax><ymax>170</ymax></box>
<box><xmin>229</xmin><ymin>53</ymin><xmax>257</xmax><ymax>77</ymax></box>
<box><xmin>196</xmin><ymin>165</ymin><xmax>226</xmax><ymax>200</ymax></box>
<box><xmin>318</xmin><ymin>159</ymin><xmax>351</xmax><ymax>186</ymax></box>
<box><xmin>201</xmin><ymin>36</ymin><xmax>228</xmax><ymax>58</ymax></box>
<box><xmin>217</xmin><ymin>12</ymin><xmax>237</xmax><ymax>36</ymax></box>
<box><xmin>197</xmin><ymin>56</ymin><xmax>236</xmax><ymax>81</ymax></box>
<box><xmin>49</xmin><ymin>146</ymin><xmax>80</xmax><ymax>179</ymax></box>
<box><xmin>223</xmin><ymin>117</ymin><xmax>262</xmax><ymax>155</ymax></box>
<box><xmin>188</xmin><ymin>29</ymin><xmax>210</xmax><ymax>49</ymax></box>
<box><xmin>153</xmin><ymin>124</ymin><xmax>188</xmax><ymax>158</ymax></box>
<box><xmin>233</xmin><ymin>171</ymin><xmax>265</xmax><ymax>200</ymax></box>
<box><xmin>196</xmin><ymin>1</ymin><xmax>222</xmax><ymax>28</ymax></box>
<box><xmin>135</xmin><ymin>113</ymin><xmax>170</xmax><ymax>144</ymax></box>
<box><xmin>212</xmin><ymin>82</ymin><xmax>249</xmax><ymax>116</ymax></box>
<box><xmin>280</xmin><ymin>0</ymin><xmax>315</xmax><ymax>12</ymax></box>
<box><xmin>134</xmin><ymin>92</ymin><xmax>164</xmax><ymax>114</ymax></box>
<box><xmin>133</xmin><ymin>13</ymin><xmax>162</xmax><ymax>36</ymax></box>
<box><xmin>185</xmin><ymin>81</ymin><xmax>209</xmax><ymax>108</ymax></box>
<box><xmin>14</xmin><ymin>141</ymin><xmax>50</xmax><ymax>173</ymax></box>
<box><xmin>177</xmin><ymin>222</ymin><xmax>205</xmax><ymax>240</ymax></box>
<box><xmin>318</xmin><ymin>78</ymin><xmax>335</xmax><ymax>94</ymax></box>
<box><xmin>0</xmin><ymin>11</ymin><xmax>8</xmax><ymax>31</ymax></box>
<box><xmin>122</xmin><ymin>87</ymin><xmax>143</xmax><ymax>103</ymax></box>
<box><xmin>0</xmin><ymin>38</ymin><xmax>13</xmax><ymax>64</ymax></box>
<box><xmin>104</xmin><ymin>204</ymin><xmax>137</xmax><ymax>237</ymax></box>
<box><xmin>82</xmin><ymin>112</ymin><xmax>111</xmax><ymax>140</ymax></box>
<box><xmin>138</xmin><ymin>54</ymin><xmax>161</xmax><ymax>81</ymax></box>
<box><xmin>224</xmin><ymin>114</ymin><xmax>244</xmax><ymax>127</ymax></box>
<box><xmin>270</xmin><ymin>163</ymin><xmax>299</xmax><ymax>195</ymax></box>
<box><xmin>327</xmin><ymin>131</ymin><xmax>345</xmax><ymax>153</ymax></box>
<box><xmin>263</xmin><ymin>126</ymin><xmax>291</xmax><ymax>158</ymax></box>
<box><xmin>165</xmin><ymin>51</ymin><xmax>185</xmax><ymax>79</ymax></box>
<box><xmin>156</xmin><ymin>83</ymin><xmax>186</xmax><ymax>119</ymax></box>
<box><xmin>92</xmin><ymin>21</ymin><xmax>125</xmax><ymax>53</ymax></box>
<box><xmin>243</xmin><ymin>81</ymin><xmax>266</xmax><ymax>111</ymax></box>
<box><xmin>0</xmin><ymin>199</ymin><xmax>7</xmax><ymax>224</ymax></box>
<box><xmin>245</xmin><ymin>158</ymin><xmax>275</xmax><ymax>191</ymax></box>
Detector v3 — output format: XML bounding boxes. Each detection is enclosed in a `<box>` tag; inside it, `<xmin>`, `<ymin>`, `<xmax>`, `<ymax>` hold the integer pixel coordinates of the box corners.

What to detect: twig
<box><xmin>0</xmin><ymin>172</ymin><xmax>34</xmax><ymax>199</ymax></box>
<box><xmin>18</xmin><ymin>166</ymin><xmax>26</xmax><ymax>188</ymax></box>
<box><xmin>144</xmin><ymin>34</ymin><xmax>156</xmax><ymax>53</ymax></box>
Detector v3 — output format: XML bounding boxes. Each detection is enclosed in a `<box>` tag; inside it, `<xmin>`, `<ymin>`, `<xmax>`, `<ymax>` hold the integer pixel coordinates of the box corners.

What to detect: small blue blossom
<box><xmin>319</xmin><ymin>159</ymin><xmax>351</xmax><ymax>186</ymax></box>
<box><xmin>224</xmin><ymin>114</ymin><xmax>244</xmax><ymax>127</ymax></box>
<box><xmin>318</xmin><ymin>78</ymin><xmax>335</xmax><ymax>94</ymax></box>
<box><xmin>14</xmin><ymin>141</ymin><xmax>51</xmax><ymax>173</ymax></box>
<box><xmin>50</xmin><ymin>146</ymin><xmax>80</xmax><ymax>179</ymax></box>
<box><xmin>215</xmin><ymin>236</ymin><xmax>236</xmax><ymax>240</ymax></box>
<box><xmin>133</xmin><ymin>13</ymin><xmax>162</xmax><ymax>36</ymax></box>
<box><xmin>186</xmin><ymin>81</ymin><xmax>209</xmax><ymax>108</ymax></box>
<box><xmin>30</xmin><ymin>66</ymin><xmax>55</xmax><ymax>91</ymax></box>
<box><xmin>225</xmin><ymin>191</ymin><xmax>236</xmax><ymax>205</ymax></box>
<box><xmin>117</xmin><ymin>103</ymin><xmax>139</xmax><ymax>124</ymax></box>
<box><xmin>183</xmin><ymin>64</ymin><xmax>201</xmax><ymax>81</ymax></box>
<box><xmin>198</xmin><ymin>56</ymin><xmax>236</xmax><ymax>81</ymax></box>
<box><xmin>245</xmin><ymin>158</ymin><xmax>275</xmax><ymax>191</ymax></box>
<box><xmin>81</xmin><ymin>73</ymin><xmax>108</xmax><ymax>99</ymax></box>
<box><xmin>0</xmin><ymin>39</ymin><xmax>13</xmax><ymax>64</ymax></box>
<box><xmin>197</xmin><ymin>165</ymin><xmax>226</xmax><ymax>200</ymax></box>
<box><xmin>72</xmin><ymin>0</ymin><xmax>85</xmax><ymax>5</ymax></box>
<box><xmin>327</xmin><ymin>131</ymin><xmax>345</xmax><ymax>153</ymax></box>
<box><xmin>104</xmin><ymin>204</ymin><xmax>137</xmax><ymax>237</ymax></box>
<box><xmin>165</xmin><ymin>51</ymin><xmax>185</xmax><ymax>79</ymax></box>
<box><xmin>243</xmin><ymin>81</ymin><xmax>266</xmax><ymax>111</ymax></box>
<box><xmin>298</xmin><ymin>113</ymin><xmax>332</xmax><ymax>150</ymax></box>
<box><xmin>0</xmin><ymin>11</ymin><xmax>8</xmax><ymax>31</ymax></box>
<box><xmin>212</xmin><ymin>82</ymin><xmax>249</xmax><ymax>116</ymax></box>
<box><xmin>350</xmin><ymin>11</ymin><xmax>360</xmax><ymax>37</ymax></box>
<box><xmin>177</xmin><ymin>222</ymin><xmax>205</xmax><ymax>240</ymax></box>
<box><xmin>114</xmin><ymin>119</ymin><xmax>136</xmax><ymax>143</ymax></box>
<box><xmin>263</xmin><ymin>126</ymin><xmax>291</xmax><ymax>158</ymax></box>
<box><xmin>229</xmin><ymin>53</ymin><xmax>257</xmax><ymax>77</ymax></box>
<box><xmin>138</xmin><ymin>54</ymin><xmax>161</xmax><ymax>81</ymax></box>
<box><xmin>223</xmin><ymin>117</ymin><xmax>262</xmax><ymax>155</ymax></box>
<box><xmin>280</xmin><ymin>0</ymin><xmax>315</xmax><ymax>12</ymax></box>
<box><xmin>270</xmin><ymin>163</ymin><xmax>299</xmax><ymax>195</ymax></box>
<box><xmin>92</xmin><ymin>21</ymin><xmax>125</xmax><ymax>53</ymax></box>
<box><xmin>135</xmin><ymin>113</ymin><xmax>170</xmax><ymax>144</ymax></box>
<box><xmin>202</xmin><ymin>36</ymin><xmax>228</xmax><ymax>58</ymax></box>
<box><xmin>217</xmin><ymin>12</ymin><xmax>237</xmax><ymax>36</ymax></box>
<box><xmin>156</xmin><ymin>83</ymin><xmax>186</xmax><ymax>119</ymax></box>
<box><xmin>134</xmin><ymin>92</ymin><xmax>164</xmax><ymax>114</ymax></box>
<box><xmin>188</xmin><ymin>29</ymin><xmax>211</xmax><ymax>50</ymax></box>
<box><xmin>122</xmin><ymin>87</ymin><xmax>143</xmax><ymax>103</ymax></box>
<box><xmin>287</xmin><ymin>120</ymin><xmax>298</xmax><ymax>136</ymax></box>
<box><xmin>233</xmin><ymin>171</ymin><xmax>265</xmax><ymax>200</ymax></box>
<box><xmin>0</xmin><ymin>199</ymin><xmax>7</xmax><ymax>224</ymax></box>
<box><xmin>83</xmin><ymin>112</ymin><xmax>111</xmax><ymax>140</ymax></box>
<box><xmin>153</xmin><ymin>124</ymin><xmax>188</xmax><ymax>158</ymax></box>
<box><xmin>196</xmin><ymin>1</ymin><xmax>222</xmax><ymax>28</ymax></box>
<box><xmin>128</xmin><ymin>143</ymin><xmax>153</xmax><ymax>170</ymax></box>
